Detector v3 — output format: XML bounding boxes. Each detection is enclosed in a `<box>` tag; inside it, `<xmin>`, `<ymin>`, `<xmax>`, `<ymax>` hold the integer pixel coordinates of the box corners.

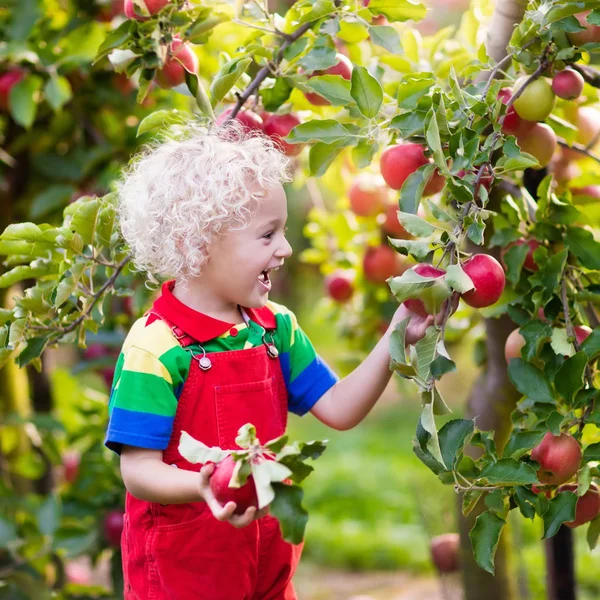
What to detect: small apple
<box><xmin>262</xmin><ymin>113</ymin><xmax>301</xmax><ymax>156</ymax></box>
<box><xmin>304</xmin><ymin>54</ymin><xmax>352</xmax><ymax>106</ymax></box>
<box><xmin>501</xmin><ymin>238</ymin><xmax>540</xmax><ymax>272</ymax></box>
<box><xmin>517</xmin><ymin>123</ymin><xmax>557</xmax><ymax>169</ymax></box>
<box><xmin>552</xmin><ymin>69</ymin><xmax>585</xmax><ymax>101</ymax></box>
<box><xmin>498</xmin><ymin>88</ymin><xmax>536</xmax><ymax>137</ymax></box>
<box><xmin>210</xmin><ymin>455</ymin><xmax>258</xmax><ymax>515</ymax></box>
<box><xmin>216</xmin><ymin>108</ymin><xmax>264</xmax><ymax>133</ymax></box>
<box><xmin>348</xmin><ymin>173</ymin><xmax>388</xmax><ymax>217</ymax></box>
<box><xmin>531</xmin><ymin>432</ymin><xmax>582</xmax><ymax>486</ymax></box>
<box><xmin>430</xmin><ymin>533</ymin><xmax>460</xmax><ymax>573</ymax></box>
<box><xmin>125</xmin><ymin>0</ymin><xmax>170</xmax><ymax>20</ymax></box>
<box><xmin>155</xmin><ymin>38</ymin><xmax>199</xmax><ymax>89</ymax></box>
<box><xmin>363</xmin><ymin>245</ymin><xmax>405</xmax><ymax>284</ymax></box>
<box><xmin>0</xmin><ymin>69</ymin><xmax>25</xmax><ymax>112</ymax></box>
<box><xmin>103</xmin><ymin>509</ymin><xmax>125</xmax><ymax>547</ymax></box>
<box><xmin>461</xmin><ymin>254</ymin><xmax>506</xmax><ymax>308</ymax></box>
<box><xmin>512</xmin><ymin>76</ymin><xmax>556</xmax><ymax>123</ymax></box>
<box><xmin>504</xmin><ymin>328</ymin><xmax>525</xmax><ymax>363</ymax></box>
<box><xmin>324</xmin><ymin>270</ymin><xmax>355</xmax><ymax>303</ymax></box>
<box><xmin>403</xmin><ymin>264</ymin><xmax>449</xmax><ymax>317</ymax></box>
<box><xmin>558</xmin><ymin>483</ymin><xmax>600</xmax><ymax>528</ymax></box>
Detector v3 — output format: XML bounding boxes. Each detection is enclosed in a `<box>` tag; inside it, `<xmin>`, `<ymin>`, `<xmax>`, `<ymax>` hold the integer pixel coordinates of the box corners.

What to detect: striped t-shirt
<box><xmin>104</xmin><ymin>282</ymin><xmax>338</xmax><ymax>454</ymax></box>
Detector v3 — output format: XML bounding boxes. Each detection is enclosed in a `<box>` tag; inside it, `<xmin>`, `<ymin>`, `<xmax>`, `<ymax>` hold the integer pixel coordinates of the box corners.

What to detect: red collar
<box><xmin>150</xmin><ymin>280</ymin><xmax>276</xmax><ymax>343</ymax></box>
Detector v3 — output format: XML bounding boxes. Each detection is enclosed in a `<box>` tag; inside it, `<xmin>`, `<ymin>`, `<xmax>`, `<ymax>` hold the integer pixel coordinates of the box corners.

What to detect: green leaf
<box><xmin>503</xmin><ymin>242</ymin><xmax>529</xmax><ymax>285</ymax></box>
<box><xmin>397</xmin><ymin>75</ymin><xmax>435</xmax><ymax>109</ymax></box>
<box><xmin>298</xmin><ymin>0</ymin><xmax>337</xmax><ymax>25</ymax></box>
<box><xmin>514</xmin><ymin>486</ymin><xmax>537</xmax><ymax>520</ymax></box>
<box><xmin>260</xmin><ymin>78</ymin><xmax>293</xmax><ymax>112</ymax></box>
<box><xmin>350</xmin><ymin>65</ymin><xmax>383</xmax><ymax>119</ymax></box>
<box><xmin>399</xmin><ymin>163</ymin><xmax>435</xmax><ymax>214</ymax></box>
<box><xmin>16</xmin><ymin>336</ymin><xmax>51</xmax><ymax>368</ymax></box>
<box><xmin>565</xmin><ymin>226</ymin><xmax>600</xmax><ymax>270</ymax></box>
<box><xmin>9</xmin><ymin>75</ymin><xmax>43</xmax><ymax>129</ymax></box>
<box><xmin>287</xmin><ymin>120</ymin><xmax>352</xmax><ymax>145</ymax></box>
<box><xmin>419</xmin><ymin>399</ymin><xmax>445</xmax><ymax>467</ymax></box>
<box><xmin>396</xmin><ymin>211</ymin><xmax>435</xmax><ymax>236</ymax></box>
<box><xmin>508</xmin><ymin>359</ymin><xmax>555</xmax><ymax>403</ymax></box>
<box><xmin>438</xmin><ymin>418</ymin><xmax>474</xmax><ymax>471</ymax></box>
<box><xmin>388</xmin><ymin>238</ymin><xmax>431</xmax><ymax>260</ymax></box>
<box><xmin>308</xmin><ymin>141</ymin><xmax>346</xmax><ymax>176</ymax></box>
<box><xmin>302</xmin><ymin>75</ymin><xmax>353</xmax><ymax>106</ymax></box>
<box><xmin>520</xmin><ymin>320</ymin><xmax>553</xmax><ymax>361</ymax></box>
<box><xmin>368</xmin><ymin>0</ymin><xmax>427</xmax><ymax>22</ymax></box>
<box><xmin>415</xmin><ymin>326</ymin><xmax>439</xmax><ymax>381</ymax></box>
<box><xmin>587</xmin><ymin>514</ymin><xmax>600</xmax><ymax>550</ymax></box>
<box><xmin>178</xmin><ymin>431</ymin><xmax>229</xmax><ymax>463</ymax></box>
<box><xmin>95</xmin><ymin>20</ymin><xmax>133</xmax><ymax>62</ymax></box>
<box><xmin>445</xmin><ymin>264</ymin><xmax>474</xmax><ymax>294</ymax></box>
<box><xmin>542</xmin><ymin>491</ymin><xmax>577</xmax><ymax>538</ymax></box>
<box><xmin>0</xmin><ymin>265</ymin><xmax>51</xmax><ymax>288</ymax></box>
<box><xmin>555</xmin><ymin>351</ymin><xmax>588</xmax><ymax>404</ymax></box>
<box><xmin>425</xmin><ymin>110</ymin><xmax>447</xmax><ymax>172</ymax></box>
<box><xmin>368</xmin><ymin>25</ymin><xmax>403</xmax><ymax>53</ymax></box>
<box><xmin>470</xmin><ymin>511</ymin><xmax>505</xmax><ymax>575</ymax></box>
<box><xmin>44</xmin><ymin>75</ymin><xmax>72</xmax><ymax>111</ymax></box>
<box><xmin>37</xmin><ymin>494</ymin><xmax>60</xmax><ymax>536</ymax></box>
<box><xmin>297</xmin><ymin>45</ymin><xmax>337</xmax><ymax>71</ymax></box>
<box><xmin>582</xmin><ymin>328</ymin><xmax>600</xmax><ymax>360</ymax></box>
<box><xmin>503</xmin><ymin>430</ymin><xmax>545</xmax><ymax>460</ymax></box>
<box><xmin>270</xmin><ymin>483</ymin><xmax>308</xmax><ymax>544</ymax></box>
<box><xmin>185</xmin><ymin>72</ymin><xmax>214</xmax><ymax>119</ymax></box>
<box><xmin>389</xmin><ymin>317</ymin><xmax>409</xmax><ymax>366</ymax></box>
<box><xmin>137</xmin><ymin>109</ymin><xmax>187</xmax><ymax>136</ymax></box>
<box><xmin>480</xmin><ymin>459</ymin><xmax>538</xmax><ymax>485</ymax></box>
<box><xmin>430</xmin><ymin>354</ymin><xmax>456</xmax><ymax>380</ymax></box>
<box><xmin>584</xmin><ymin>442</ymin><xmax>600</xmax><ymax>462</ymax></box>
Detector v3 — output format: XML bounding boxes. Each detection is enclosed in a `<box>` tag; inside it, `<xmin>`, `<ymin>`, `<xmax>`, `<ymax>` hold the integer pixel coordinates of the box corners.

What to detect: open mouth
<box><xmin>258</xmin><ymin>267</ymin><xmax>280</xmax><ymax>291</ymax></box>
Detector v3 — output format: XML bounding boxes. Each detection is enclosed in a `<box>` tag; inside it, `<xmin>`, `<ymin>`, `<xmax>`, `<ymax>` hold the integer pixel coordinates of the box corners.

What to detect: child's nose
<box><xmin>277</xmin><ymin>237</ymin><xmax>293</xmax><ymax>259</ymax></box>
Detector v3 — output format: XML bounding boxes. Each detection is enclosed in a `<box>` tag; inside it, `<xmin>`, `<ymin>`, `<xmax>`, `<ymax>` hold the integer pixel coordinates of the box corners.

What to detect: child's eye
<box><xmin>263</xmin><ymin>231</ymin><xmax>274</xmax><ymax>240</ymax></box>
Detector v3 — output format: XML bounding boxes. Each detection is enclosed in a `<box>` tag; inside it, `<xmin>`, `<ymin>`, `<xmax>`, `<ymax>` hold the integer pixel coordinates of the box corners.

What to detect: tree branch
<box><xmin>571</xmin><ymin>63</ymin><xmax>600</xmax><ymax>88</ymax></box>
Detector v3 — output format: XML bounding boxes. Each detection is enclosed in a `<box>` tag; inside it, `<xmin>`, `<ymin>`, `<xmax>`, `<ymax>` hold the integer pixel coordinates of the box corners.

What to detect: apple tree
<box><xmin>2</xmin><ymin>0</ymin><xmax>600</xmax><ymax>598</ymax></box>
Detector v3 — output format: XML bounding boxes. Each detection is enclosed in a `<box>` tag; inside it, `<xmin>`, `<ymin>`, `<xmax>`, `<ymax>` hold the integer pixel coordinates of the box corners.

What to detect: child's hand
<box><xmin>198</xmin><ymin>463</ymin><xmax>270</xmax><ymax>528</ymax></box>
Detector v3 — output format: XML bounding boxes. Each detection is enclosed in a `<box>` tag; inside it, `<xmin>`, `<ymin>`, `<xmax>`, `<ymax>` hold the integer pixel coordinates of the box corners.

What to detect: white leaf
<box><xmin>178</xmin><ymin>431</ymin><xmax>229</xmax><ymax>464</ymax></box>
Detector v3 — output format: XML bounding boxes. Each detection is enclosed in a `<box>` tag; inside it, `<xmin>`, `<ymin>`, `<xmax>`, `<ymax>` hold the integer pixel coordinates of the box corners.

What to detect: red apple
<box><xmin>498</xmin><ymin>88</ymin><xmax>536</xmax><ymax>137</ymax></box>
<box><xmin>380</xmin><ymin>143</ymin><xmax>442</xmax><ymax>193</ymax></box>
<box><xmin>567</xmin><ymin>11</ymin><xmax>600</xmax><ymax>46</ymax></box>
<box><xmin>461</xmin><ymin>254</ymin><xmax>506</xmax><ymax>308</ymax></box>
<box><xmin>348</xmin><ymin>173</ymin><xmax>388</xmax><ymax>217</ymax></box>
<box><xmin>210</xmin><ymin>455</ymin><xmax>258</xmax><ymax>515</ymax></box>
<box><xmin>517</xmin><ymin>123</ymin><xmax>557</xmax><ymax>169</ymax></box>
<box><xmin>155</xmin><ymin>38</ymin><xmax>199</xmax><ymax>89</ymax></box>
<box><xmin>531</xmin><ymin>432</ymin><xmax>582</xmax><ymax>486</ymax></box>
<box><xmin>501</xmin><ymin>238</ymin><xmax>540</xmax><ymax>272</ymax></box>
<box><xmin>363</xmin><ymin>245</ymin><xmax>405</xmax><ymax>284</ymax></box>
<box><xmin>304</xmin><ymin>54</ymin><xmax>352</xmax><ymax>106</ymax></box>
<box><xmin>512</xmin><ymin>76</ymin><xmax>556</xmax><ymax>123</ymax></box>
<box><xmin>504</xmin><ymin>328</ymin><xmax>525</xmax><ymax>363</ymax></box>
<box><xmin>381</xmin><ymin>203</ymin><xmax>412</xmax><ymax>239</ymax></box>
<box><xmin>324</xmin><ymin>270</ymin><xmax>355</xmax><ymax>303</ymax></box>
<box><xmin>125</xmin><ymin>0</ymin><xmax>170</xmax><ymax>20</ymax></box>
<box><xmin>552</xmin><ymin>70</ymin><xmax>585</xmax><ymax>101</ymax></box>
<box><xmin>262</xmin><ymin>113</ymin><xmax>301</xmax><ymax>156</ymax></box>
<box><xmin>216</xmin><ymin>108</ymin><xmax>264</xmax><ymax>133</ymax></box>
<box><xmin>430</xmin><ymin>533</ymin><xmax>460</xmax><ymax>573</ymax></box>
<box><xmin>403</xmin><ymin>264</ymin><xmax>448</xmax><ymax>317</ymax></box>
<box><xmin>575</xmin><ymin>325</ymin><xmax>592</xmax><ymax>345</ymax></box>
<box><xmin>0</xmin><ymin>69</ymin><xmax>25</xmax><ymax>112</ymax></box>
<box><xmin>558</xmin><ymin>483</ymin><xmax>600</xmax><ymax>528</ymax></box>
<box><xmin>103</xmin><ymin>509</ymin><xmax>125</xmax><ymax>547</ymax></box>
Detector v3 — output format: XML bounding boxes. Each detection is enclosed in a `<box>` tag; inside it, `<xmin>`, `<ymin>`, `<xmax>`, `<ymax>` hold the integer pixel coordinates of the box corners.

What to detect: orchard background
<box><xmin>2</xmin><ymin>0</ymin><xmax>600</xmax><ymax>598</ymax></box>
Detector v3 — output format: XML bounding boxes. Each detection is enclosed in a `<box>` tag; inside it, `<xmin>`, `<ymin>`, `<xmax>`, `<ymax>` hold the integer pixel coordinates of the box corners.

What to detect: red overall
<box><xmin>122</xmin><ymin>307</ymin><xmax>303</xmax><ymax>600</ymax></box>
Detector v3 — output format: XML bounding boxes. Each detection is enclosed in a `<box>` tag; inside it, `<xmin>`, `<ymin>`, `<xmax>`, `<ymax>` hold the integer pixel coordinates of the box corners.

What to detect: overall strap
<box><xmin>145</xmin><ymin>309</ymin><xmax>197</xmax><ymax>348</ymax></box>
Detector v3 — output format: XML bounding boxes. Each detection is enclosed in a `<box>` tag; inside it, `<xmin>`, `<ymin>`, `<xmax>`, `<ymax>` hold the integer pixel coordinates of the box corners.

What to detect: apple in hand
<box><xmin>531</xmin><ymin>432</ymin><xmax>582</xmax><ymax>486</ymax></box>
<box><xmin>210</xmin><ymin>455</ymin><xmax>258</xmax><ymax>515</ymax></box>
<box><xmin>430</xmin><ymin>533</ymin><xmax>460</xmax><ymax>573</ymax></box>
<box><xmin>325</xmin><ymin>270</ymin><xmax>355</xmax><ymax>303</ymax></box>
<box><xmin>557</xmin><ymin>482</ymin><xmax>600</xmax><ymax>528</ymax></box>
<box><xmin>461</xmin><ymin>254</ymin><xmax>506</xmax><ymax>308</ymax></box>
<box><xmin>512</xmin><ymin>76</ymin><xmax>556</xmax><ymax>123</ymax></box>
<box><xmin>402</xmin><ymin>264</ymin><xmax>450</xmax><ymax>317</ymax></box>
<box><xmin>348</xmin><ymin>173</ymin><xmax>388</xmax><ymax>217</ymax></box>
<box><xmin>304</xmin><ymin>54</ymin><xmax>352</xmax><ymax>106</ymax></box>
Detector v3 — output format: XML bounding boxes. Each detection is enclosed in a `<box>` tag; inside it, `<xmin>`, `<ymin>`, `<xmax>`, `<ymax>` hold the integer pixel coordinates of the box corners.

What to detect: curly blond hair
<box><xmin>116</xmin><ymin>117</ymin><xmax>292</xmax><ymax>283</ymax></box>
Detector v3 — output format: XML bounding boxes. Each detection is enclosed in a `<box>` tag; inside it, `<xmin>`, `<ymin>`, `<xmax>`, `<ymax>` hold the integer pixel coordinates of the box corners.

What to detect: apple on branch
<box><xmin>531</xmin><ymin>432</ymin><xmax>582</xmax><ymax>486</ymax></box>
<box><xmin>348</xmin><ymin>173</ymin><xmax>389</xmax><ymax>217</ymax></box>
<box><xmin>363</xmin><ymin>245</ymin><xmax>406</xmax><ymax>284</ymax></box>
<box><xmin>460</xmin><ymin>254</ymin><xmax>506</xmax><ymax>308</ymax></box>
<box><xmin>155</xmin><ymin>37</ymin><xmax>199</xmax><ymax>89</ymax></box>
<box><xmin>125</xmin><ymin>0</ymin><xmax>170</xmax><ymax>20</ymax></box>
<box><xmin>557</xmin><ymin>483</ymin><xmax>600</xmax><ymax>528</ymax></box>
<box><xmin>303</xmin><ymin>54</ymin><xmax>352</xmax><ymax>106</ymax></box>
<box><xmin>324</xmin><ymin>270</ymin><xmax>355</xmax><ymax>303</ymax></box>
<box><xmin>512</xmin><ymin>76</ymin><xmax>556</xmax><ymax>123</ymax></box>
<box><xmin>262</xmin><ymin>113</ymin><xmax>302</xmax><ymax>156</ymax></box>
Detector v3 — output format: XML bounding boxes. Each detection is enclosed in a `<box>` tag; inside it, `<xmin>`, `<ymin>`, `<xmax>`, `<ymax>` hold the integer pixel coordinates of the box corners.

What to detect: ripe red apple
<box><xmin>324</xmin><ymin>270</ymin><xmax>355</xmax><ymax>303</ymax></box>
<box><xmin>262</xmin><ymin>113</ymin><xmax>301</xmax><ymax>156</ymax></box>
<box><xmin>155</xmin><ymin>38</ymin><xmax>199</xmax><ymax>89</ymax></box>
<box><xmin>423</xmin><ymin>168</ymin><xmax>445</xmax><ymax>196</ymax></box>
<box><xmin>552</xmin><ymin>70</ymin><xmax>585</xmax><ymax>101</ymax></box>
<box><xmin>558</xmin><ymin>483</ymin><xmax>600</xmax><ymax>528</ymax></box>
<box><xmin>363</xmin><ymin>245</ymin><xmax>405</xmax><ymax>284</ymax></box>
<box><xmin>0</xmin><ymin>69</ymin><xmax>25</xmax><ymax>112</ymax></box>
<box><xmin>567</xmin><ymin>11</ymin><xmax>600</xmax><ymax>46</ymax></box>
<box><xmin>403</xmin><ymin>264</ymin><xmax>448</xmax><ymax>317</ymax></box>
<box><xmin>380</xmin><ymin>143</ymin><xmax>442</xmax><ymax>192</ymax></box>
<box><xmin>63</xmin><ymin>451</ymin><xmax>80</xmax><ymax>484</ymax></box>
<box><xmin>501</xmin><ymin>238</ymin><xmax>540</xmax><ymax>272</ymax></box>
<box><xmin>216</xmin><ymin>108</ymin><xmax>264</xmax><ymax>133</ymax></box>
<box><xmin>304</xmin><ymin>54</ymin><xmax>352</xmax><ymax>106</ymax></box>
<box><xmin>498</xmin><ymin>88</ymin><xmax>536</xmax><ymax>137</ymax></box>
<box><xmin>575</xmin><ymin>325</ymin><xmax>592</xmax><ymax>345</ymax></box>
<box><xmin>531</xmin><ymin>432</ymin><xmax>582</xmax><ymax>486</ymax></box>
<box><xmin>517</xmin><ymin>123</ymin><xmax>557</xmax><ymax>168</ymax></box>
<box><xmin>103</xmin><ymin>509</ymin><xmax>125</xmax><ymax>547</ymax></box>
<box><xmin>348</xmin><ymin>173</ymin><xmax>388</xmax><ymax>217</ymax></box>
<box><xmin>461</xmin><ymin>254</ymin><xmax>506</xmax><ymax>308</ymax></box>
<box><xmin>381</xmin><ymin>203</ymin><xmax>411</xmax><ymax>239</ymax></box>
<box><xmin>210</xmin><ymin>455</ymin><xmax>258</xmax><ymax>515</ymax></box>
<box><xmin>512</xmin><ymin>76</ymin><xmax>556</xmax><ymax>123</ymax></box>
<box><xmin>125</xmin><ymin>0</ymin><xmax>170</xmax><ymax>20</ymax></box>
<box><xmin>430</xmin><ymin>533</ymin><xmax>460</xmax><ymax>573</ymax></box>
<box><xmin>504</xmin><ymin>328</ymin><xmax>525</xmax><ymax>363</ymax></box>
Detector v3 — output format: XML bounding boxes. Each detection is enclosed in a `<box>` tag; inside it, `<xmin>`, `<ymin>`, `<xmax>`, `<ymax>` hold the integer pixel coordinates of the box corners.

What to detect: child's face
<box><xmin>202</xmin><ymin>183</ymin><xmax>292</xmax><ymax>309</ymax></box>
